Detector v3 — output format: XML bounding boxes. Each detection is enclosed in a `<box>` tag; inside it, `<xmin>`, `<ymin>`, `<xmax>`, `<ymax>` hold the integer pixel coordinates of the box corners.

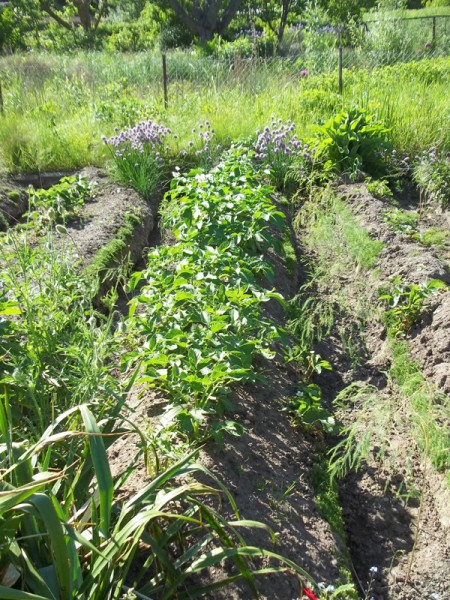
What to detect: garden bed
<box><xmin>294</xmin><ymin>183</ymin><xmax>450</xmax><ymax>600</ymax></box>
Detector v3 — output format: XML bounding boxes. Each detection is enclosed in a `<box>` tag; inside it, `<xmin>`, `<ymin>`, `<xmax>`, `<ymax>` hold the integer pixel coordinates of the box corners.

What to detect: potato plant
<box><xmin>125</xmin><ymin>149</ymin><xmax>289</xmax><ymax>442</ymax></box>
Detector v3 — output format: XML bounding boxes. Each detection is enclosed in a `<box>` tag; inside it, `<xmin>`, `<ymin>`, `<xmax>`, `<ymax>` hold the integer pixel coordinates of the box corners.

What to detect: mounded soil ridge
<box><xmin>305</xmin><ymin>184</ymin><xmax>450</xmax><ymax>600</ymax></box>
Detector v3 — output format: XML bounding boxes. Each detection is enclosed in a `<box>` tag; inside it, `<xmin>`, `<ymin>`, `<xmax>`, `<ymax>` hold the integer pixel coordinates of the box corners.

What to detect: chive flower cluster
<box><xmin>254</xmin><ymin>119</ymin><xmax>303</xmax><ymax>160</ymax></box>
<box><xmin>102</xmin><ymin>120</ymin><xmax>171</xmax><ymax>155</ymax></box>
<box><xmin>193</xmin><ymin>121</ymin><xmax>216</xmax><ymax>157</ymax></box>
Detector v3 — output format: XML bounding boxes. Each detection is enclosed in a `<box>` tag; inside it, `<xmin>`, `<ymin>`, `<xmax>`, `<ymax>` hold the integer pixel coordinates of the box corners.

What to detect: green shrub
<box><xmin>313</xmin><ymin>109</ymin><xmax>391</xmax><ymax>180</ymax></box>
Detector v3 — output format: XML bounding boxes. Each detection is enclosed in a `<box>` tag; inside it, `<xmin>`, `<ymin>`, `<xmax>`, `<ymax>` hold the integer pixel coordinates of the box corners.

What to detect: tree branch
<box><xmin>39</xmin><ymin>0</ymin><xmax>74</xmax><ymax>30</ymax></box>
<box><xmin>165</xmin><ymin>0</ymin><xmax>204</xmax><ymax>35</ymax></box>
<box><xmin>217</xmin><ymin>0</ymin><xmax>243</xmax><ymax>34</ymax></box>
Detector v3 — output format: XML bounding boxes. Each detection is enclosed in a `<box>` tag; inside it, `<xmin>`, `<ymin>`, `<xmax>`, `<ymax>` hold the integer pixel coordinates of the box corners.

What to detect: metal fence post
<box><xmin>162</xmin><ymin>53</ymin><xmax>168</xmax><ymax>110</ymax></box>
<box><xmin>0</xmin><ymin>80</ymin><xmax>4</xmax><ymax>114</ymax></box>
<box><xmin>338</xmin><ymin>46</ymin><xmax>343</xmax><ymax>94</ymax></box>
<box><xmin>432</xmin><ymin>16</ymin><xmax>436</xmax><ymax>42</ymax></box>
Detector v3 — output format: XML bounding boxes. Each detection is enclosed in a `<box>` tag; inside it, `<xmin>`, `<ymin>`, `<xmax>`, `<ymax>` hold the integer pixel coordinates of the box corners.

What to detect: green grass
<box><xmin>389</xmin><ymin>337</ymin><xmax>450</xmax><ymax>477</ymax></box>
<box><xmin>0</xmin><ymin>53</ymin><xmax>449</xmax><ymax>173</ymax></box>
<box><xmin>298</xmin><ymin>188</ymin><xmax>384</xmax><ymax>272</ymax></box>
<box><xmin>84</xmin><ymin>209</ymin><xmax>142</xmax><ymax>301</ymax></box>
<box><xmin>364</xmin><ymin>6</ymin><xmax>450</xmax><ymax>20</ymax></box>
<box><xmin>291</xmin><ymin>187</ymin><xmax>383</xmax><ymax>366</ymax></box>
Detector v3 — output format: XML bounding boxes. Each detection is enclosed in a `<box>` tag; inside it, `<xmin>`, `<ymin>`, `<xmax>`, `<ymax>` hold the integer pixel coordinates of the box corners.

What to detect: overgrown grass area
<box><xmin>389</xmin><ymin>337</ymin><xmax>450</xmax><ymax>478</ymax></box>
<box><xmin>291</xmin><ymin>188</ymin><xmax>383</xmax><ymax>363</ymax></box>
<box><xmin>0</xmin><ymin>53</ymin><xmax>449</xmax><ymax>173</ymax></box>
<box><xmin>364</xmin><ymin>6</ymin><xmax>450</xmax><ymax>20</ymax></box>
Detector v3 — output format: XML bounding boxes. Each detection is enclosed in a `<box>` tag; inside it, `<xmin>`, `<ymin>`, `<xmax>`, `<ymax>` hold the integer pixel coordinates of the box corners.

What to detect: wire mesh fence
<box><xmin>157</xmin><ymin>14</ymin><xmax>450</xmax><ymax>106</ymax></box>
<box><xmin>159</xmin><ymin>46</ymin><xmax>448</xmax><ymax>106</ymax></box>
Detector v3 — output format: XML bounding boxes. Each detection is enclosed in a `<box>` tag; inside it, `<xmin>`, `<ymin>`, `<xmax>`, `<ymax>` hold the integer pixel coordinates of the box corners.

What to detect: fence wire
<box><xmin>159</xmin><ymin>15</ymin><xmax>450</xmax><ymax>103</ymax></box>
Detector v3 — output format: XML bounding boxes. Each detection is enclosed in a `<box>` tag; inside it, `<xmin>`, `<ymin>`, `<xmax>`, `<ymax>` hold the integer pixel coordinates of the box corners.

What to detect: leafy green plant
<box><xmin>383</xmin><ymin>207</ymin><xmax>419</xmax><ymax>234</ymax></box>
<box><xmin>288</xmin><ymin>383</ymin><xmax>337</xmax><ymax>434</ymax></box>
<box><xmin>379</xmin><ymin>276</ymin><xmax>447</xmax><ymax>336</ymax></box>
<box><xmin>27</xmin><ymin>176</ymin><xmax>95</xmax><ymax>228</ymax></box>
<box><xmin>125</xmin><ymin>150</ymin><xmax>288</xmax><ymax>442</ymax></box>
<box><xmin>313</xmin><ymin>109</ymin><xmax>391</xmax><ymax>181</ymax></box>
<box><xmin>365</xmin><ymin>177</ymin><xmax>394</xmax><ymax>201</ymax></box>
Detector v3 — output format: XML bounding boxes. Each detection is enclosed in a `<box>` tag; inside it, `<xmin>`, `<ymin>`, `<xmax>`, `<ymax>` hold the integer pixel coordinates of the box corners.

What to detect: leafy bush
<box><xmin>104</xmin><ymin>22</ymin><xmax>156</xmax><ymax>53</ymax></box>
<box><xmin>313</xmin><ymin>109</ymin><xmax>391</xmax><ymax>180</ymax></box>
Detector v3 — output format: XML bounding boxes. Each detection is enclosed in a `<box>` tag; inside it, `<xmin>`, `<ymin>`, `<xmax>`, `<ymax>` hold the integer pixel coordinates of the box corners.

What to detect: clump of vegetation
<box><xmin>253</xmin><ymin>118</ymin><xmax>309</xmax><ymax>191</ymax></box>
<box><xmin>384</xmin><ymin>207</ymin><xmax>419</xmax><ymax>234</ymax></box>
<box><xmin>413</xmin><ymin>148</ymin><xmax>450</xmax><ymax>207</ymax></box>
<box><xmin>312</xmin><ymin>109</ymin><xmax>392</xmax><ymax>181</ymax></box>
<box><xmin>102</xmin><ymin>120</ymin><xmax>171</xmax><ymax>199</ymax></box>
<box><xmin>28</xmin><ymin>175</ymin><xmax>95</xmax><ymax>228</ymax></box>
<box><xmin>365</xmin><ymin>177</ymin><xmax>394</xmax><ymax>201</ymax></box>
<box><xmin>379</xmin><ymin>276</ymin><xmax>447</xmax><ymax>336</ymax></box>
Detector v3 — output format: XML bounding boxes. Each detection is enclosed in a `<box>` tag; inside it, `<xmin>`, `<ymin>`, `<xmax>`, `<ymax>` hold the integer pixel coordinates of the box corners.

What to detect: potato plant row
<box><xmin>125</xmin><ymin>148</ymin><xmax>290</xmax><ymax>443</ymax></box>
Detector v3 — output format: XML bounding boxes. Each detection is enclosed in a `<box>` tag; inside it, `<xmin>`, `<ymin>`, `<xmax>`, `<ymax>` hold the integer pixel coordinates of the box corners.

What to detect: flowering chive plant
<box><xmin>102</xmin><ymin>120</ymin><xmax>171</xmax><ymax>199</ymax></box>
<box><xmin>254</xmin><ymin>119</ymin><xmax>299</xmax><ymax>189</ymax></box>
<box><xmin>178</xmin><ymin>121</ymin><xmax>220</xmax><ymax>171</ymax></box>
<box><xmin>254</xmin><ymin>119</ymin><xmax>313</xmax><ymax>191</ymax></box>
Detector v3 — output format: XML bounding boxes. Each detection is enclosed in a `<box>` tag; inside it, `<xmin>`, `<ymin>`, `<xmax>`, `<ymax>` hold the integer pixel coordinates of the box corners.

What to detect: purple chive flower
<box><xmin>102</xmin><ymin>120</ymin><xmax>171</xmax><ymax>157</ymax></box>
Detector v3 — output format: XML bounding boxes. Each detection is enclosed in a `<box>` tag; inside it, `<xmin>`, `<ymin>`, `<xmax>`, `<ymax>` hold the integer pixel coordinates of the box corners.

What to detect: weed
<box><xmin>419</xmin><ymin>227</ymin><xmax>450</xmax><ymax>250</ymax></box>
<box><xmin>84</xmin><ymin>209</ymin><xmax>142</xmax><ymax>300</ymax></box>
<box><xmin>388</xmin><ymin>338</ymin><xmax>450</xmax><ymax>474</ymax></box>
<box><xmin>28</xmin><ymin>175</ymin><xmax>96</xmax><ymax>228</ymax></box>
<box><xmin>379</xmin><ymin>276</ymin><xmax>446</xmax><ymax>336</ymax></box>
<box><xmin>384</xmin><ymin>207</ymin><xmax>419</xmax><ymax>235</ymax></box>
<box><xmin>328</xmin><ymin>385</ymin><xmax>401</xmax><ymax>482</ymax></box>
<box><xmin>365</xmin><ymin>177</ymin><xmax>394</xmax><ymax>201</ymax></box>
<box><xmin>413</xmin><ymin>148</ymin><xmax>450</xmax><ymax>207</ymax></box>
<box><xmin>287</xmin><ymin>383</ymin><xmax>337</xmax><ymax>434</ymax></box>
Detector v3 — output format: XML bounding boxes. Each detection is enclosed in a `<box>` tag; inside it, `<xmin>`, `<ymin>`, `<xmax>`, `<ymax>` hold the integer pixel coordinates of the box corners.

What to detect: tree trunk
<box><xmin>74</xmin><ymin>0</ymin><xmax>92</xmax><ymax>31</ymax></box>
